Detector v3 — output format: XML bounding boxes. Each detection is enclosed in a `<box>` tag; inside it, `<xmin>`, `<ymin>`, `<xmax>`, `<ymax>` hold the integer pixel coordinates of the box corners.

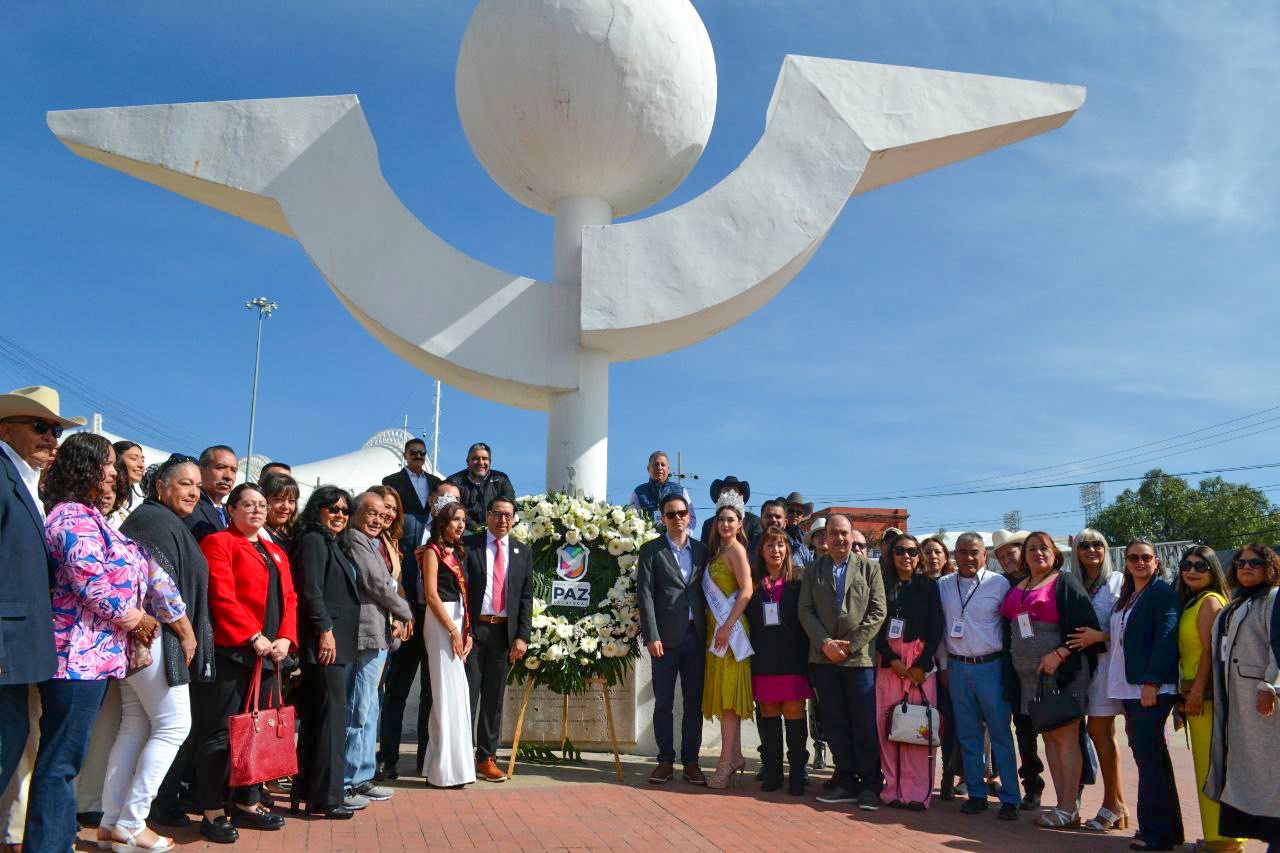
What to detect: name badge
<box><xmin>950</xmin><ymin>619</ymin><xmax>965</xmax><ymax>639</ymax></box>
<box><xmin>888</xmin><ymin>618</ymin><xmax>904</xmax><ymax>640</ymax></box>
<box><xmin>1220</xmin><ymin>635</ymin><xmax>1230</xmax><ymax>663</ymax></box>
<box><xmin>1017</xmin><ymin>612</ymin><xmax>1034</xmax><ymax>639</ymax></box>
<box><xmin>763</xmin><ymin>601</ymin><xmax>780</xmax><ymax>626</ymax></box>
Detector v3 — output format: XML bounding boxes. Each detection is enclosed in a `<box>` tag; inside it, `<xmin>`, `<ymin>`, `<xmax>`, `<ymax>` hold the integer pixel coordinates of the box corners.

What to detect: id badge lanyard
<box><xmin>762</xmin><ymin>577</ymin><xmax>783</xmax><ymax>626</ymax></box>
<box><xmin>951</xmin><ymin>570</ymin><xmax>984</xmax><ymax>640</ymax></box>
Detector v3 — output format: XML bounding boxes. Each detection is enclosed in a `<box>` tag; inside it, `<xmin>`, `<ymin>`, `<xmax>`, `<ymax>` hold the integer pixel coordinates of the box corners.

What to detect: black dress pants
<box><xmin>192</xmin><ymin>654</ymin><xmax>276</xmax><ymax>811</ymax></box>
<box><xmin>297</xmin><ymin>661</ymin><xmax>351</xmax><ymax>808</ymax></box>
<box><xmin>378</xmin><ymin>606</ymin><xmax>431</xmax><ymax>768</ymax></box>
<box><xmin>466</xmin><ymin>621</ymin><xmax>510</xmax><ymax>761</ymax></box>
<box><xmin>1013</xmin><ymin>712</ymin><xmax>1044</xmax><ymax>795</ymax></box>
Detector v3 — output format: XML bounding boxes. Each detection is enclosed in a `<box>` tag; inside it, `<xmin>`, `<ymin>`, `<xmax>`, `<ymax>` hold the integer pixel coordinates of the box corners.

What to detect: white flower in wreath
<box><xmin>564</xmin><ymin>527</ymin><xmax>582</xmax><ymax>545</ymax></box>
<box><xmin>606</xmin><ymin>537</ymin><xmax>626</xmax><ymax>557</ymax></box>
<box><xmin>610</xmin><ymin>508</ymin><xmax>626</xmax><ymax>527</ymax></box>
<box><xmin>554</xmin><ymin>622</ymin><xmax>574</xmax><ymax>641</ymax></box>
<box><xmin>524</xmin><ymin>657</ymin><xmax>541</xmax><ymax>670</ymax></box>
<box><xmin>532</xmin><ymin>613</ymin><xmax>551</xmax><ymax>630</ymax></box>
<box><xmin>582</xmin><ymin>523</ymin><xmax>600</xmax><ymax>542</ymax></box>
<box><xmin>545</xmin><ymin>644</ymin><xmax>566</xmax><ymax>661</ymax></box>
<box><xmin>536</xmin><ymin>500</ymin><xmax>554</xmax><ymax>517</ymax></box>
<box><xmin>625</xmin><ymin>623</ymin><xmax>639</xmax><ymax>638</ymax></box>
<box><xmin>591</xmin><ymin>612</ymin><xmax>611</xmax><ymax>628</ymax></box>
<box><xmin>616</xmin><ymin>554</ymin><xmax>638</xmax><ymax>571</ymax></box>
<box><xmin>620</xmin><ymin>537</ymin><xmax>638</xmax><ymax>553</ymax></box>
<box><xmin>513</xmin><ymin>522</ymin><xmax>532</xmax><ymax>542</ymax></box>
<box><xmin>579</xmin><ymin>635</ymin><xmax>599</xmax><ymax>653</ymax></box>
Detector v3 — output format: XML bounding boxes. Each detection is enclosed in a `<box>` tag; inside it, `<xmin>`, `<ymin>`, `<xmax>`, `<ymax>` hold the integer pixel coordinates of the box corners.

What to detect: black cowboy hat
<box><xmin>710</xmin><ymin>475</ymin><xmax>751</xmax><ymax>503</ymax></box>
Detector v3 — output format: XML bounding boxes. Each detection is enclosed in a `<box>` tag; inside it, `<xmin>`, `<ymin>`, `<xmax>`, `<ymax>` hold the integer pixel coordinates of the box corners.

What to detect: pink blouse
<box><xmin>1000</xmin><ymin>574</ymin><xmax>1061</xmax><ymax>624</ymax></box>
<box><xmin>45</xmin><ymin>502</ymin><xmax>187</xmax><ymax>680</ymax></box>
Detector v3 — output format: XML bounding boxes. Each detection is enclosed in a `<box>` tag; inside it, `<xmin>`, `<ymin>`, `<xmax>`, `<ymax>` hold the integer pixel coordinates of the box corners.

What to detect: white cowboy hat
<box><xmin>0</xmin><ymin>386</ymin><xmax>86</xmax><ymax>428</ymax></box>
<box><xmin>991</xmin><ymin>529</ymin><xmax>1030</xmax><ymax>551</ymax></box>
<box><xmin>806</xmin><ymin>516</ymin><xmax>827</xmax><ymax>546</ymax></box>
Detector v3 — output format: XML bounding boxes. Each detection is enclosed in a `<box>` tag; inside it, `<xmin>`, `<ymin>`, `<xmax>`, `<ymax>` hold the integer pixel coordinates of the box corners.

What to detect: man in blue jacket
<box><xmin>0</xmin><ymin>386</ymin><xmax>81</xmax><ymax>793</ymax></box>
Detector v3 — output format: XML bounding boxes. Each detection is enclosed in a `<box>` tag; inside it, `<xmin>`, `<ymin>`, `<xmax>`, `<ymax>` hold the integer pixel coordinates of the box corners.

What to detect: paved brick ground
<box><xmin>76</xmin><ymin>729</ymin><xmax>1266</xmax><ymax>852</ymax></box>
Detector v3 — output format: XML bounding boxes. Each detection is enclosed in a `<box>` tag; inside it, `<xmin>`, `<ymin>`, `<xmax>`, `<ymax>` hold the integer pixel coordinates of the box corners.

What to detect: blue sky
<box><xmin>4</xmin><ymin>1</ymin><xmax>1278</xmax><ymax>533</ymax></box>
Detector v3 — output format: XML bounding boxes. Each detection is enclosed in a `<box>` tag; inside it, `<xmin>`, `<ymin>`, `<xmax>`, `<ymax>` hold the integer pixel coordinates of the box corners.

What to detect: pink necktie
<box><xmin>492</xmin><ymin>538</ymin><xmax>506</xmax><ymax>611</ymax></box>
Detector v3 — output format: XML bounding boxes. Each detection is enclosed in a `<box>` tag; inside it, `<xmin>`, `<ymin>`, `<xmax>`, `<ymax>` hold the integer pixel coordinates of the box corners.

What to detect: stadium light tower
<box><xmin>244</xmin><ymin>297</ymin><xmax>278</xmax><ymax>482</ymax></box>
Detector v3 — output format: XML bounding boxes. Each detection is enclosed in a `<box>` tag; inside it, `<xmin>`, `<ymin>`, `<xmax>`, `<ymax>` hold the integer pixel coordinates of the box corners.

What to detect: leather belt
<box><xmin>477</xmin><ymin>614</ymin><xmax>508</xmax><ymax>624</ymax></box>
<box><xmin>952</xmin><ymin>651</ymin><xmax>1002</xmax><ymax>665</ymax></box>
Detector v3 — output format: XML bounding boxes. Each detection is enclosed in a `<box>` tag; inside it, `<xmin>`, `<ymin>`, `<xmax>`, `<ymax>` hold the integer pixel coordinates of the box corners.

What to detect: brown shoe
<box><xmin>682</xmin><ymin>764</ymin><xmax>707</xmax><ymax>786</ymax></box>
<box><xmin>475</xmin><ymin>757</ymin><xmax>507</xmax><ymax>782</ymax></box>
<box><xmin>648</xmin><ymin>762</ymin><xmax>675</xmax><ymax>784</ymax></box>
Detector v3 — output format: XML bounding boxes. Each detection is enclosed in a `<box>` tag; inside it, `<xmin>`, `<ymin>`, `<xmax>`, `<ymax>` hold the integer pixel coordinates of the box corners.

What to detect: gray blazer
<box><xmin>340</xmin><ymin>528</ymin><xmax>413</xmax><ymax>651</ymax></box>
<box><xmin>798</xmin><ymin>552</ymin><xmax>886</xmax><ymax>668</ymax></box>
<box><xmin>637</xmin><ymin>534</ymin><xmax>709</xmax><ymax>650</ymax></box>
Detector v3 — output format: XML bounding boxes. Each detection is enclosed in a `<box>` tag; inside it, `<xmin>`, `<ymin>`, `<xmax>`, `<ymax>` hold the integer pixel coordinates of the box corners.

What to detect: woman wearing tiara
<box><xmin>418</xmin><ymin>496</ymin><xmax>476</xmax><ymax>787</ymax></box>
<box><xmin>702</xmin><ymin>493</ymin><xmax>755</xmax><ymax>789</ymax></box>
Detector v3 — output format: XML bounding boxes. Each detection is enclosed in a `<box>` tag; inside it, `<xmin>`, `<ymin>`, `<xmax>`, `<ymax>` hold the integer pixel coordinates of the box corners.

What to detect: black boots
<box><xmin>785</xmin><ymin>717</ymin><xmax>810</xmax><ymax>796</ymax></box>
<box><xmin>758</xmin><ymin>716</ymin><xmax>785</xmax><ymax>792</ymax></box>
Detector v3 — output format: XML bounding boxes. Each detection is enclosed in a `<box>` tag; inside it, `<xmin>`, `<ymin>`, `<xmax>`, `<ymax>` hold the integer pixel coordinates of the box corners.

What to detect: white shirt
<box><xmin>482</xmin><ymin>531</ymin><xmax>509</xmax><ymax>617</ymax></box>
<box><xmin>1106</xmin><ymin>607</ymin><xmax>1177</xmax><ymax>701</ymax></box>
<box><xmin>404</xmin><ymin>466</ymin><xmax>430</xmax><ymax>509</ymax></box>
<box><xmin>938</xmin><ymin>569</ymin><xmax>1009</xmax><ymax>658</ymax></box>
<box><xmin>0</xmin><ymin>439</ymin><xmax>43</xmax><ymax>520</ymax></box>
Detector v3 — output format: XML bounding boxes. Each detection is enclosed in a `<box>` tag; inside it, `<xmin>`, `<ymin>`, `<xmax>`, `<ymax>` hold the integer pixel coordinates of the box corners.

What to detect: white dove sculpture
<box><xmin>47</xmin><ymin>0</ymin><xmax>1084</xmax><ymax>500</ymax></box>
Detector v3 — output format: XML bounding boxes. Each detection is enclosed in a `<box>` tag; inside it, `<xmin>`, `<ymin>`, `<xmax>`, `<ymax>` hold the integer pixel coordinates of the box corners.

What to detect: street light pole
<box><xmin>244</xmin><ymin>297</ymin><xmax>278</xmax><ymax>482</ymax></box>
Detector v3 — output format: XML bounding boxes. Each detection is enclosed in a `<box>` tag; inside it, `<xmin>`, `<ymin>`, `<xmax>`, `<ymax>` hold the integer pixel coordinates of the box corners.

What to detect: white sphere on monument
<box><xmin>455</xmin><ymin>0</ymin><xmax>717</xmax><ymax>217</ymax></box>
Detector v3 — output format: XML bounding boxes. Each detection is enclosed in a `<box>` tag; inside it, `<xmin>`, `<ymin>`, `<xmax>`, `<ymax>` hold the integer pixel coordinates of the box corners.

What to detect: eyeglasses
<box><xmin>405</xmin><ymin>451</ymin><xmax>426</xmax><ymax>459</ymax></box>
<box><xmin>1179</xmin><ymin>560</ymin><xmax>1209</xmax><ymax>573</ymax></box>
<box><xmin>893</xmin><ymin>546</ymin><xmax>920</xmax><ymax>557</ymax></box>
<box><xmin>321</xmin><ymin>504</ymin><xmax>349</xmax><ymax>516</ymax></box>
<box><xmin>1125</xmin><ymin>553</ymin><xmax>1156</xmax><ymax>564</ymax></box>
<box><xmin>1078</xmin><ymin>541</ymin><xmax>1105</xmax><ymax>550</ymax></box>
<box><xmin>1234</xmin><ymin>557</ymin><xmax>1267</xmax><ymax>570</ymax></box>
<box><xmin>850</xmin><ymin>542</ymin><xmax>867</xmax><ymax>550</ymax></box>
<box><xmin>663</xmin><ymin>509</ymin><xmax>689</xmax><ymax>519</ymax></box>
<box><xmin>3</xmin><ymin>418</ymin><xmax>64</xmax><ymax>439</ymax></box>
<box><xmin>487</xmin><ymin>510</ymin><xmax>514</xmax><ymax>519</ymax></box>
<box><xmin>237</xmin><ymin>501</ymin><xmax>268</xmax><ymax>511</ymax></box>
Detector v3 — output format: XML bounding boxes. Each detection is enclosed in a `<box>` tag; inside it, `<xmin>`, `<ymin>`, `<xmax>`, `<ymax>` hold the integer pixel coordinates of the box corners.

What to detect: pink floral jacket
<box><xmin>45</xmin><ymin>502</ymin><xmax>186</xmax><ymax>680</ymax></box>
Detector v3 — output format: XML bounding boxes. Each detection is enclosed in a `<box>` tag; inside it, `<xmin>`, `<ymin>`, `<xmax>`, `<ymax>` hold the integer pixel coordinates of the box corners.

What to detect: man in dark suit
<box><xmin>637</xmin><ymin>492</ymin><xmax>710</xmax><ymax>785</ymax></box>
<box><xmin>0</xmin><ymin>386</ymin><xmax>79</xmax><ymax>793</ymax></box>
<box><xmin>381</xmin><ymin>438</ymin><xmax>440</xmax><ymax>543</ymax></box>
<box><xmin>463</xmin><ymin>496</ymin><xmax>532</xmax><ymax>783</ymax></box>
<box><xmin>184</xmin><ymin>445</ymin><xmax>237</xmax><ymax>542</ymax></box>
<box><xmin>448</xmin><ymin>442</ymin><xmax>515</xmax><ymax>528</ymax></box>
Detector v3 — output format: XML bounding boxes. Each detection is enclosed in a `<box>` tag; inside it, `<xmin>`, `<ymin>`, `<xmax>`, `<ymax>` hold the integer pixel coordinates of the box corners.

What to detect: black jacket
<box><xmin>121</xmin><ymin>499</ymin><xmax>215</xmax><ymax>684</ymax></box>
<box><xmin>290</xmin><ymin>525</ymin><xmax>362</xmax><ymax>665</ymax></box>
<box><xmin>462</xmin><ymin>531</ymin><xmax>533</xmax><ymax>647</ymax></box>
<box><xmin>1002</xmin><ymin>569</ymin><xmax>1101</xmax><ymax>698</ymax></box>
<box><xmin>381</xmin><ymin>467</ymin><xmax>440</xmax><ymax>523</ymax></box>
<box><xmin>876</xmin><ymin>573</ymin><xmax>944</xmax><ymax>673</ymax></box>
<box><xmin>636</xmin><ymin>535</ymin><xmax>709</xmax><ymax>650</ymax></box>
<box><xmin>447</xmin><ymin>470</ymin><xmax>516</xmax><ymax>528</ymax></box>
<box><xmin>0</xmin><ymin>449</ymin><xmax>55</xmax><ymax>685</ymax></box>
<box><xmin>183</xmin><ymin>491</ymin><xmax>226</xmax><ymax>542</ymax></box>
<box><xmin>745</xmin><ymin>577</ymin><xmax>808</xmax><ymax>678</ymax></box>
<box><xmin>1117</xmin><ymin>578</ymin><xmax>1180</xmax><ymax>687</ymax></box>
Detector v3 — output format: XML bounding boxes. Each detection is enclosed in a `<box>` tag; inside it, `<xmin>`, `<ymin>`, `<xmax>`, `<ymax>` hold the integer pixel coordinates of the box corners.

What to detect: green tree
<box><xmin>1094</xmin><ymin>469</ymin><xmax>1280</xmax><ymax>549</ymax></box>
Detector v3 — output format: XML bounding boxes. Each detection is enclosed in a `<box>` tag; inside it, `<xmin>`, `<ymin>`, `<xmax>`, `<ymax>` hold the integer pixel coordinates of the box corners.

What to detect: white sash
<box><xmin>703</xmin><ymin>570</ymin><xmax>753</xmax><ymax>660</ymax></box>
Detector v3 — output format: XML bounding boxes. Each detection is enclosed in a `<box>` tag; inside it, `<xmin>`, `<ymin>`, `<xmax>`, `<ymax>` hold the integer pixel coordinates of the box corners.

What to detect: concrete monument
<box><xmin>47</xmin><ymin>0</ymin><xmax>1083</xmax><ymax>501</ymax></box>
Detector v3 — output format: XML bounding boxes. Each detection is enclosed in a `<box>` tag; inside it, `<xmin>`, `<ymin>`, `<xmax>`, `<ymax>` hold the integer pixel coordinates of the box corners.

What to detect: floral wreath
<box><xmin>506</xmin><ymin>492</ymin><xmax>658</xmax><ymax>695</ymax></box>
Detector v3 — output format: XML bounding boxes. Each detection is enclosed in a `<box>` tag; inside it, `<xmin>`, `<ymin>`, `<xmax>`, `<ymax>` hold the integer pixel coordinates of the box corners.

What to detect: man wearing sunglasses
<box><xmin>184</xmin><ymin>445</ymin><xmax>239</xmax><ymax>542</ymax></box>
<box><xmin>0</xmin><ymin>386</ymin><xmax>84</xmax><ymax>794</ymax></box>
<box><xmin>637</xmin><ymin>493</ymin><xmax>710</xmax><ymax>786</ymax></box>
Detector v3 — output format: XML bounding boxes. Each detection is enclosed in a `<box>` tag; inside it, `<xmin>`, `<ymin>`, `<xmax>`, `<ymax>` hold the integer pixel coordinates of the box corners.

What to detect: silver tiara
<box><xmin>431</xmin><ymin>494</ymin><xmax>460</xmax><ymax>514</ymax></box>
<box><xmin>715</xmin><ymin>491</ymin><xmax>745</xmax><ymax>515</ymax></box>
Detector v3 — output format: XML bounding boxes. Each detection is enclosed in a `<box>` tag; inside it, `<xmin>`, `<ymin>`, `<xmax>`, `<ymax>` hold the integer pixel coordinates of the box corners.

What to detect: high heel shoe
<box><xmin>1035</xmin><ymin>805</ymin><xmax>1081</xmax><ymax>828</ymax></box>
<box><xmin>1083</xmin><ymin>805</ymin><xmax>1130</xmax><ymax>831</ymax></box>
<box><xmin>706</xmin><ymin>761</ymin><xmax>739</xmax><ymax>790</ymax></box>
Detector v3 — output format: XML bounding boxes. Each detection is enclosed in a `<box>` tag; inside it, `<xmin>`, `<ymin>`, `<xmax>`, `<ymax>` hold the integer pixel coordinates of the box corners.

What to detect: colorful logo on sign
<box><xmin>556</xmin><ymin>544</ymin><xmax>589</xmax><ymax>580</ymax></box>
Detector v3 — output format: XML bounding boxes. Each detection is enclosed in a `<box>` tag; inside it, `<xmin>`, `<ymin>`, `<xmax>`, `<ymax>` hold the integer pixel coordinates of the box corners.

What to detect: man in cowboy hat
<box><xmin>699</xmin><ymin>476</ymin><xmax>760</xmax><ymax>544</ymax></box>
<box><xmin>0</xmin><ymin>386</ymin><xmax>83</xmax><ymax>793</ymax></box>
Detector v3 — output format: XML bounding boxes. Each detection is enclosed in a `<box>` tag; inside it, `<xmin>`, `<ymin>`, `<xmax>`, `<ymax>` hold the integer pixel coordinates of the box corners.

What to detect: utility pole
<box><xmin>243</xmin><ymin>297</ymin><xmax>278</xmax><ymax>482</ymax></box>
<box><xmin>432</xmin><ymin>379</ymin><xmax>442</xmax><ymax>475</ymax></box>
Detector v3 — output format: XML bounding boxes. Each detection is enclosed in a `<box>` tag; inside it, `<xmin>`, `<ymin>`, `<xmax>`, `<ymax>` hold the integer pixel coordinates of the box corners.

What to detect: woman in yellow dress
<box><xmin>1175</xmin><ymin>545</ymin><xmax>1243</xmax><ymax>852</ymax></box>
<box><xmin>702</xmin><ymin>495</ymin><xmax>755</xmax><ymax>789</ymax></box>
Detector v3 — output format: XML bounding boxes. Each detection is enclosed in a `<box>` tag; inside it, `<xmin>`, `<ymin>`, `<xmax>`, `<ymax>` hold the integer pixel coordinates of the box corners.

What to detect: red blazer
<box><xmin>201</xmin><ymin>527</ymin><xmax>299</xmax><ymax>648</ymax></box>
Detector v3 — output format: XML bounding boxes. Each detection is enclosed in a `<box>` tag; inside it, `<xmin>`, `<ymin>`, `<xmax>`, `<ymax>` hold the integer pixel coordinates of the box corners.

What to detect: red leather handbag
<box><xmin>228</xmin><ymin>658</ymin><xmax>298</xmax><ymax>787</ymax></box>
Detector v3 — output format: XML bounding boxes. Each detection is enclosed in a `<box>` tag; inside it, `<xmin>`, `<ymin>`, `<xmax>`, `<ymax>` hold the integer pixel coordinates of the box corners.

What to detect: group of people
<box><xmin>1</xmin><ymin>385</ymin><xmax>1277</xmax><ymax>853</ymax></box>
<box><xmin>0</xmin><ymin>385</ymin><xmax>531</xmax><ymax>852</ymax></box>
<box><xmin>635</xmin><ymin>466</ymin><xmax>1280</xmax><ymax>852</ymax></box>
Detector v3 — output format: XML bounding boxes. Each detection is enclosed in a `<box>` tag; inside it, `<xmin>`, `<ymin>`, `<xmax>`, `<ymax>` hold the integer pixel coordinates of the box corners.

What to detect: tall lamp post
<box><xmin>244</xmin><ymin>297</ymin><xmax>278</xmax><ymax>482</ymax></box>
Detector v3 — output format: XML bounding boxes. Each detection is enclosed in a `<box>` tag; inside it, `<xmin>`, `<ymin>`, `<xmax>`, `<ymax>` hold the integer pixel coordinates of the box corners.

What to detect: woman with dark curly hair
<box><xmin>32</xmin><ymin>433</ymin><xmax>192</xmax><ymax>853</ymax></box>
<box><xmin>1205</xmin><ymin>543</ymin><xmax>1280</xmax><ymax>850</ymax></box>
<box><xmin>288</xmin><ymin>486</ymin><xmax>361</xmax><ymax>818</ymax></box>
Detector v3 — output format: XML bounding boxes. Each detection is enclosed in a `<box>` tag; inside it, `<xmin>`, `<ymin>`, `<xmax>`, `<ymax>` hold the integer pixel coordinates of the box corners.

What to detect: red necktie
<box><xmin>492</xmin><ymin>537</ymin><xmax>506</xmax><ymax>613</ymax></box>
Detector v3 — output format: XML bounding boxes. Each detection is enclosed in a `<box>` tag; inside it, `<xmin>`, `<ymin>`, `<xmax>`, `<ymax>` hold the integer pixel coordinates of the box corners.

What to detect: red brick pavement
<box><xmin>75</xmin><ymin>733</ymin><xmax>1266</xmax><ymax>852</ymax></box>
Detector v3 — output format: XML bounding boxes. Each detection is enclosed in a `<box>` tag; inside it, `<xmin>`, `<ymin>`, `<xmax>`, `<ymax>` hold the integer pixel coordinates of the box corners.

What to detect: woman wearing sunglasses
<box><xmin>998</xmin><ymin>531</ymin><xmax>1100</xmax><ymax>829</ymax></box>
<box><xmin>1173</xmin><ymin>545</ymin><xmax>1243</xmax><ymax>852</ymax></box>
<box><xmin>1205</xmin><ymin>544</ymin><xmax>1280</xmax><ymax>850</ymax></box>
<box><xmin>1064</xmin><ymin>528</ymin><xmax>1129</xmax><ymax>833</ymax></box>
<box><xmin>288</xmin><ymin>486</ymin><xmax>361</xmax><ymax>819</ymax></box>
<box><xmin>1105</xmin><ymin>539</ymin><xmax>1182</xmax><ymax>851</ymax></box>
<box><xmin>874</xmin><ymin>535</ymin><xmax>944</xmax><ymax>810</ymax></box>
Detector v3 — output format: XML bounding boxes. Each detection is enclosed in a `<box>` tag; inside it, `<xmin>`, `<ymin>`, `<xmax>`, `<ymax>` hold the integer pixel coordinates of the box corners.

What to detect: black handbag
<box><xmin>1028</xmin><ymin>674</ymin><xmax>1084</xmax><ymax>733</ymax></box>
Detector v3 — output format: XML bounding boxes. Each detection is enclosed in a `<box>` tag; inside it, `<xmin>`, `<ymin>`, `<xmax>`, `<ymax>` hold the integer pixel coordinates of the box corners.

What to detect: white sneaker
<box><xmin>354</xmin><ymin>782</ymin><xmax>394</xmax><ymax>801</ymax></box>
<box><xmin>342</xmin><ymin>792</ymin><xmax>370</xmax><ymax>810</ymax></box>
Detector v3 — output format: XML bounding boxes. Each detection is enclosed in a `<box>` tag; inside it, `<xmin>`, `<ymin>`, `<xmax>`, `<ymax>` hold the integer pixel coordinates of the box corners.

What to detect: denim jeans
<box><xmin>650</xmin><ymin>622</ymin><xmax>705</xmax><ymax>765</ymax></box>
<box><xmin>1123</xmin><ymin>695</ymin><xmax>1184</xmax><ymax>847</ymax></box>
<box><xmin>949</xmin><ymin>659</ymin><xmax>1020</xmax><ymax>806</ymax></box>
<box><xmin>26</xmin><ymin>678</ymin><xmax>108</xmax><ymax>853</ymax></box>
<box><xmin>812</xmin><ymin>665</ymin><xmax>880</xmax><ymax>795</ymax></box>
<box><xmin>0</xmin><ymin>685</ymin><xmax>32</xmax><ymax>796</ymax></box>
<box><xmin>345</xmin><ymin>648</ymin><xmax>388</xmax><ymax>788</ymax></box>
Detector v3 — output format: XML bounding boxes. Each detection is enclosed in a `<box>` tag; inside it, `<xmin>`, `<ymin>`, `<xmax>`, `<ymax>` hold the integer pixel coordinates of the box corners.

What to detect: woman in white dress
<box><xmin>419</xmin><ymin>498</ymin><xmax>476</xmax><ymax>788</ymax></box>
